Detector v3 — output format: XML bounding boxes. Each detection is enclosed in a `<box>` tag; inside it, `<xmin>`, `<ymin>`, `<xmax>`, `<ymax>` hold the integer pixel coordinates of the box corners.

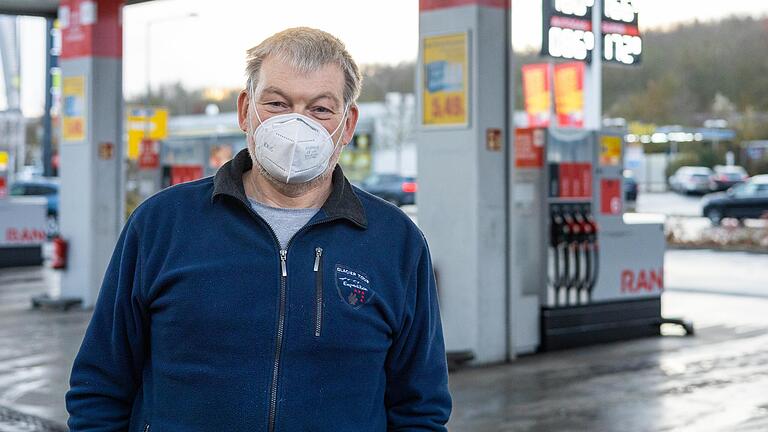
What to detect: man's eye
<box><xmin>264</xmin><ymin>101</ymin><xmax>287</xmax><ymax>109</ymax></box>
<box><xmin>311</xmin><ymin>107</ymin><xmax>335</xmax><ymax>120</ymax></box>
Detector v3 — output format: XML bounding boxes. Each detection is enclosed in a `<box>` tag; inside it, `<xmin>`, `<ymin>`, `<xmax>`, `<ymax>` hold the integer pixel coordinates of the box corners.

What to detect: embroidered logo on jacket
<box><xmin>335</xmin><ymin>265</ymin><xmax>374</xmax><ymax>309</ymax></box>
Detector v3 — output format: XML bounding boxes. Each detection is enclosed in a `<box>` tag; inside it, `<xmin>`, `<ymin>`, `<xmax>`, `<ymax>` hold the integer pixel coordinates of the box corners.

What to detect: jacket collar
<box><xmin>212</xmin><ymin>148</ymin><xmax>367</xmax><ymax>229</ymax></box>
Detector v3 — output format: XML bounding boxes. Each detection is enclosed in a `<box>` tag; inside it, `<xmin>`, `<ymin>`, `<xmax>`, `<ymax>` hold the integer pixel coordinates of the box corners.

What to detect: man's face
<box><xmin>237</xmin><ymin>56</ymin><xmax>359</xmax><ymax>162</ymax></box>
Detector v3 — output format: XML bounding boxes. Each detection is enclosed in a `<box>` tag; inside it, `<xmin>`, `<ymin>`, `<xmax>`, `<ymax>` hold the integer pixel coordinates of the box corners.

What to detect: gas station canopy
<box><xmin>0</xmin><ymin>0</ymin><xmax>150</xmax><ymax>17</ymax></box>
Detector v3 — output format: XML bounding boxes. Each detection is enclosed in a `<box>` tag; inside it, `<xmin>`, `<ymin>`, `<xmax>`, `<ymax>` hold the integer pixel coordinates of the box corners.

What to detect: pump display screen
<box><xmin>541</xmin><ymin>0</ymin><xmax>595</xmax><ymax>63</ymax></box>
<box><xmin>541</xmin><ymin>0</ymin><xmax>642</xmax><ymax>65</ymax></box>
<box><xmin>601</xmin><ymin>0</ymin><xmax>641</xmax><ymax>65</ymax></box>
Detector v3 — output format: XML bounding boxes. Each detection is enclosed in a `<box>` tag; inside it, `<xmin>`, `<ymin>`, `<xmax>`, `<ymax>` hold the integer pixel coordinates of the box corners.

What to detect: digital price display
<box><xmin>541</xmin><ymin>0</ymin><xmax>596</xmax><ymax>63</ymax></box>
<box><xmin>542</xmin><ymin>0</ymin><xmax>642</xmax><ymax>66</ymax></box>
<box><xmin>601</xmin><ymin>0</ymin><xmax>642</xmax><ymax>65</ymax></box>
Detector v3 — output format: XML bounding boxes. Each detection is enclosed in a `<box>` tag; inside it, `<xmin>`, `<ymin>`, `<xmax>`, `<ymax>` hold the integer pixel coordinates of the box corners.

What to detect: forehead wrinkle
<box><xmin>258</xmin><ymin>85</ymin><xmax>342</xmax><ymax>109</ymax></box>
<box><xmin>257</xmin><ymin>57</ymin><xmax>345</xmax><ymax>105</ymax></box>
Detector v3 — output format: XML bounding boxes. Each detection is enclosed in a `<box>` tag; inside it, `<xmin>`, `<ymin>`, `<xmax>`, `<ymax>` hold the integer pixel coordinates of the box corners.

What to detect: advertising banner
<box><xmin>521</xmin><ymin>64</ymin><xmax>551</xmax><ymax>128</ymax></box>
<box><xmin>514</xmin><ymin>128</ymin><xmax>545</xmax><ymax>168</ymax></box>
<box><xmin>422</xmin><ymin>32</ymin><xmax>469</xmax><ymax>127</ymax></box>
<box><xmin>127</xmin><ymin>107</ymin><xmax>169</xmax><ymax>160</ymax></box>
<box><xmin>62</xmin><ymin>76</ymin><xmax>86</xmax><ymax>142</ymax></box>
<box><xmin>553</xmin><ymin>62</ymin><xmax>584</xmax><ymax>128</ymax></box>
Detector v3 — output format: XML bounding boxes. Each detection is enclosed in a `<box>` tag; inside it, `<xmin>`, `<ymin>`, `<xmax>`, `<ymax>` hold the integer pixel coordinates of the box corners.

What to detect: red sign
<box><xmin>621</xmin><ymin>269</ymin><xmax>664</xmax><ymax>293</ymax></box>
<box><xmin>514</xmin><ymin>128</ymin><xmax>545</xmax><ymax>168</ymax></box>
<box><xmin>170</xmin><ymin>165</ymin><xmax>203</xmax><ymax>186</ymax></box>
<box><xmin>0</xmin><ymin>177</ymin><xmax>6</xmax><ymax>198</ymax></box>
<box><xmin>553</xmin><ymin>62</ymin><xmax>585</xmax><ymax>128</ymax></box>
<box><xmin>138</xmin><ymin>139</ymin><xmax>159</xmax><ymax>170</ymax></box>
<box><xmin>577</xmin><ymin>163</ymin><xmax>593</xmax><ymax>197</ymax></box>
<box><xmin>600</xmin><ymin>178</ymin><xmax>622</xmax><ymax>215</ymax></box>
<box><xmin>60</xmin><ymin>0</ymin><xmax>123</xmax><ymax>59</ymax></box>
<box><xmin>521</xmin><ymin>64</ymin><xmax>551</xmax><ymax>128</ymax></box>
<box><xmin>420</xmin><ymin>0</ymin><xmax>510</xmax><ymax>11</ymax></box>
<box><xmin>558</xmin><ymin>162</ymin><xmax>592</xmax><ymax>198</ymax></box>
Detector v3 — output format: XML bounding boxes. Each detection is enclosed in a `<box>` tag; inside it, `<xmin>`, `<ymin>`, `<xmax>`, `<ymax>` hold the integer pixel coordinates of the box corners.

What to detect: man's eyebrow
<box><xmin>309</xmin><ymin>92</ymin><xmax>342</xmax><ymax>108</ymax></box>
<box><xmin>259</xmin><ymin>86</ymin><xmax>290</xmax><ymax>100</ymax></box>
<box><xmin>259</xmin><ymin>86</ymin><xmax>342</xmax><ymax>108</ymax></box>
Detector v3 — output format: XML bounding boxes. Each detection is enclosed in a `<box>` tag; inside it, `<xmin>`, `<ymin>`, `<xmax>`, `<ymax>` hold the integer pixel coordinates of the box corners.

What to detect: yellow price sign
<box><xmin>422</xmin><ymin>32</ymin><xmax>469</xmax><ymax>127</ymax></box>
<box><xmin>127</xmin><ymin>107</ymin><xmax>169</xmax><ymax>160</ymax></box>
<box><xmin>600</xmin><ymin>135</ymin><xmax>622</xmax><ymax>166</ymax></box>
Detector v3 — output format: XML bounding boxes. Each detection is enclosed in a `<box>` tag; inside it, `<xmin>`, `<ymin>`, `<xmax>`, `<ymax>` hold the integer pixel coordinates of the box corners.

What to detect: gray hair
<box><xmin>245</xmin><ymin>27</ymin><xmax>362</xmax><ymax>107</ymax></box>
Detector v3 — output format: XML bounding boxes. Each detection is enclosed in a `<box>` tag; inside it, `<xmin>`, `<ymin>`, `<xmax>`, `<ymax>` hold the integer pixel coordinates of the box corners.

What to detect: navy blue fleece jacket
<box><xmin>66</xmin><ymin>149</ymin><xmax>451</xmax><ymax>431</ymax></box>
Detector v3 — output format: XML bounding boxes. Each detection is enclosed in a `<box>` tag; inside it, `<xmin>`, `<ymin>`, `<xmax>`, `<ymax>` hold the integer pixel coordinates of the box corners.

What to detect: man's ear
<box><xmin>237</xmin><ymin>90</ymin><xmax>249</xmax><ymax>132</ymax></box>
<box><xmin>341</xmin><ymin>104</ymin><xmax>360</xmax><ymax>146</ymax></box>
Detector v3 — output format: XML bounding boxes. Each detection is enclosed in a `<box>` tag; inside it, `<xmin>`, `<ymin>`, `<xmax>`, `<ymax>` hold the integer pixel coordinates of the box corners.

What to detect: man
<box><xmin>66</xmin><ymin>27</ymin><xmax>451</xmax><ymax>431</ymax></box>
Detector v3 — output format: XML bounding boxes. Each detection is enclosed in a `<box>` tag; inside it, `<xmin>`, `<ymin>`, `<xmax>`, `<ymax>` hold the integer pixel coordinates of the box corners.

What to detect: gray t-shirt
<box><xmin>248</xmin><ymin>198</ymin><xmax>320</xmax><ymax>250</ymax></box>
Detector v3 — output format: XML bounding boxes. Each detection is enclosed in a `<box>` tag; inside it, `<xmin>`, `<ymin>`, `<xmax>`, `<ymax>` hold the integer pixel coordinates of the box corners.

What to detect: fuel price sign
<box><xmin>542</xmin><ymin>0</ymin><xmax>642</xmax><ymax>66</ymax></box>
<box><xmin>541</xmin><ymin>0</ymin><xmax>596</xmax><ymax>63</ymax></box>
<box><xmin>601</xmin><ymin>0</ymin><xmax>642</xmax><ymax>65</ymax></box>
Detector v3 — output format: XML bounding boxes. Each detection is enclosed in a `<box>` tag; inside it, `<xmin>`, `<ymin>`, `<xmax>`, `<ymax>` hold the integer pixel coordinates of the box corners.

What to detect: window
<box><xmin>735</xmin><ymin>183</ymin><xmax>758</xmax><ymax>198</ymax></box>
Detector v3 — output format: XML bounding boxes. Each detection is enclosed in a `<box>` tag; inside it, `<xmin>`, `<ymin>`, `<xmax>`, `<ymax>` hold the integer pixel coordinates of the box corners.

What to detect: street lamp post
<box><xmin>138</xmin><ymin>12</ymin><xmax>197</xmax><ymax>198</ymax></box>
<box><xmin>144</xmin><ymin>12</ymin><xmax>197</xmax><ymax>131</ymax></box>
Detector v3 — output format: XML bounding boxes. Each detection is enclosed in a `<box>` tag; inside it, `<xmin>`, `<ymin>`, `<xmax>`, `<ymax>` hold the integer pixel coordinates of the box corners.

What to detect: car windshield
<box><xmin>733</xmin><ymin>183</ymin><xmax>758</xmax><ymax>198</ymax></box>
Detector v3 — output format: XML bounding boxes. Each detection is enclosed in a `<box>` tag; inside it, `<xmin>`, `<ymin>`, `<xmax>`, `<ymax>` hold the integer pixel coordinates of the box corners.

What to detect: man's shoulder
<box><xmin>352</xmin><ymin>185</ymin><xmax>424</xmax><ymax>241</ymax></box>
<box><xmin>131</xmin><ymin>176</ymin><xmax>215</xmax><ymax>224</ymax></box>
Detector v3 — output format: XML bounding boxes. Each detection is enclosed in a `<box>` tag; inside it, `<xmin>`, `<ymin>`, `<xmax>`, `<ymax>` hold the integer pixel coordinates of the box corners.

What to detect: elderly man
<box><xmin>66</xmin><ymin>27</ymin><xmax>451</xmax><ymax>431</ymax></box>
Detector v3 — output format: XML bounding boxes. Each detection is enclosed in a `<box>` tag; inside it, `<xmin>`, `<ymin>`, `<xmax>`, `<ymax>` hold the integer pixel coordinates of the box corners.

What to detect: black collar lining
<box><xmin>212</xmin><ymin>148</ymin><xmax>367</xmax><ymax>229</ymax></box>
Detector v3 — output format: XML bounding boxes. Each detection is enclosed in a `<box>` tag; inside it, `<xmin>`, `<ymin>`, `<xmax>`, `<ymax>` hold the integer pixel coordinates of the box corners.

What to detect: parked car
<box><xmin>623</xmin><ymin>170</ymin><xmax>638</xmax><ymax>202</ymax></box>
<box><xmin>701</xmin><ymin>175</ymin><xmax>768</xmax><ymax>225</ymax></box>
<box><xmin>709</xmin><ymin>165</ymin><xmax>748</xmax><ymax>192</ymax></box>
<box><xmin>668</xmin><ymin>166</ymin><xmax>713</xmax><ymax>195</ymax></box>
<box><xmin>9</xmin><ymin>178</ymin><xmax>59</xmax><ymax>217</ymax></box>
<box><xmin>359</xmin><ymin>174</ymin><xmax>417</xmax><ymax>206</ymax></box>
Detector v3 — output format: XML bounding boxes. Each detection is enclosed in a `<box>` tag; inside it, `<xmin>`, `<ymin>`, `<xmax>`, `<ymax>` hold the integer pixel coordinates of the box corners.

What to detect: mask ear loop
<box><xmin>322</xmin><ymin>103</ymin><xmax>350</xmax><ymax>176</ymax></box>
<box><xmin>330</xmin><ymin>103</ymin><xmax>350</xmax><ymax>147</ymax></box>
<box><xmin>247</xmin><ymin>80</ymin><xmax>264</xmax><ymax>138</ymax></box>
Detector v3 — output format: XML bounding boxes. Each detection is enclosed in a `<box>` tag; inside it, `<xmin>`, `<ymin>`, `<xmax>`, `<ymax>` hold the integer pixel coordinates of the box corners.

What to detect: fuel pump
<box><xmin>533</xmin><ymin>129</ymin><xmax>668</xmax><ymax>351</ymax></box>
<box><xmin>549</xmin><ymin>206</ymin><xmax>566</xmax><ymax>306</ymax></box>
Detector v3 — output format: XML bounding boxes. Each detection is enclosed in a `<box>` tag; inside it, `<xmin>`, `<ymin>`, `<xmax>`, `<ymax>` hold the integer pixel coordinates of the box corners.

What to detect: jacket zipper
<box><xmin>232</xmin><ymin>196</ymin><xmax>344</xmax><ymax>432</ymax></box>
<box><xmin>268</xmin><ymin>248</ymin><xmax>288</xmax><ymax>432</ymax></box>
<box><xmin>314</xmin><ymin>247</ymin><xmax>324</xmax><ymax>337</ymax></box>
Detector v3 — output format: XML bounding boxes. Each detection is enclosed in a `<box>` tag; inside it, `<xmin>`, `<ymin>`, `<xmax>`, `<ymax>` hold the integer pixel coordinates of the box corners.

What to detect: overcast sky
<box><xmin>18</xmin><ymin>0</ymin><xmax>768</xmax><ymax>117</ymax></box>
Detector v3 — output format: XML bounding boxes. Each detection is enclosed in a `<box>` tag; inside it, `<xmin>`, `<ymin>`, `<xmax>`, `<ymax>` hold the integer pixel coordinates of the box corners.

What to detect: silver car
<box><xmin>669</xmin><ymin>166</ymin><xmax>713</xmax><ymax>194</ymax></box>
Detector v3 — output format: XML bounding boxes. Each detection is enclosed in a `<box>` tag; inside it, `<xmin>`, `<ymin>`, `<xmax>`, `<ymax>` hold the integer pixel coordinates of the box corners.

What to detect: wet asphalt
<box><xmin>1</xmin><ymin>248</ymin><xmax>767</xmax><ymax>431</ymax></box>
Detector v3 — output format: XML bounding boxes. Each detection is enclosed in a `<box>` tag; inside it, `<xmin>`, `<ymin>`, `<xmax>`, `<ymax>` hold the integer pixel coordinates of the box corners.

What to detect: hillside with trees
<box><xmin>127</xmin><ymin>16</ymin><xmax>768</xmax><ymax>141</ymax></box>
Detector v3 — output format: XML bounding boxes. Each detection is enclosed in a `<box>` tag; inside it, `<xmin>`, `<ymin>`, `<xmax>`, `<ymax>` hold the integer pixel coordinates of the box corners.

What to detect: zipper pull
<box><xmin>314</xmin><ymin>247</ymin><xmax>323</xmax><ymax>272</ymax></box>
<box><xmin>280</xmin><ymin>249</ymin><xmax>287</xmax><ymax>277</ymax></box>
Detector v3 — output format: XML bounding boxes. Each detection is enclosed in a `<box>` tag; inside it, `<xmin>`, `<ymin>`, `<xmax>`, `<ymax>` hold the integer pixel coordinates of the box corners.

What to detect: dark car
<box><xmin>9</xmin><ymin>178</ymin><xmax>59</xmax><ymax>217</ymax></box>
<box><xmin>623</xmin><ymin>170</ymin><xmax>638</xmax><ymax>202</ymax></box>
<box><xmin>709</xmin><ymin>165</ymin><xmax>748</xmax><ymax>192</ymax></box>
<box><xmin>359</xmin><ymin>174</ymin><xmax>417</xmax><ymax>207</ymax></box>
<box><xmin>701</xmin><ymin>175</ymin><xmax>768</xmax><ymax>225</ymax></box>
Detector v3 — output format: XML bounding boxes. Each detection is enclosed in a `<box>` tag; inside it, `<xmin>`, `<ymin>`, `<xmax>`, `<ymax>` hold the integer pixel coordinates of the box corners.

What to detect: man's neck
<box><xmin>243</xmin><ymin>169</ymin><xmax>332</xmax><ymax>209</ymax></box>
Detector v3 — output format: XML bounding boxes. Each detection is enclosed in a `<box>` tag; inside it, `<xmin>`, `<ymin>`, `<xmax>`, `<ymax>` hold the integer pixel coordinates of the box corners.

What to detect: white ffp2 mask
<box><xmin>249</xmin><ymin>95</ymin><xmax>348</xmax><ymax>184</ymax></box>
